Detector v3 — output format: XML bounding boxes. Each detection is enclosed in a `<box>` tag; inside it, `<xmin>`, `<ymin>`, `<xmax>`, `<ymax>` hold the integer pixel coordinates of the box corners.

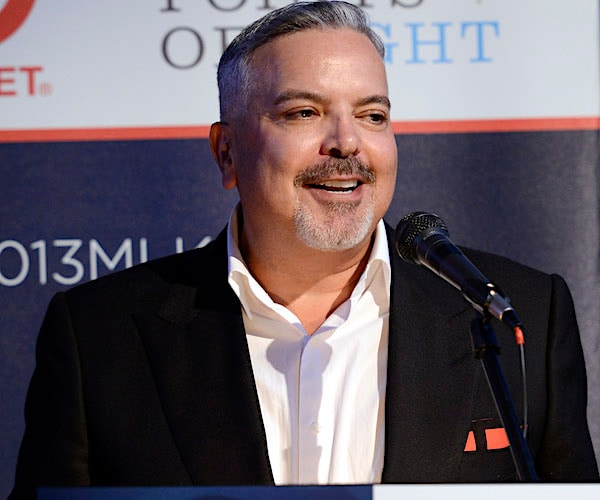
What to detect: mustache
<box><xmin>294</xmin><ymin>157</ymin><xmax>376</xmax><ymax>186</ymax></box>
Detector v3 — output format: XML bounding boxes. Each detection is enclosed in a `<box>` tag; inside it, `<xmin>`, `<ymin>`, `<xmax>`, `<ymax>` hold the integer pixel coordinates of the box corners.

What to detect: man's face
<box><xmin>215</xmin><ymin>28</ymin><xmax>398</xmax><ymax>253</ymax></box>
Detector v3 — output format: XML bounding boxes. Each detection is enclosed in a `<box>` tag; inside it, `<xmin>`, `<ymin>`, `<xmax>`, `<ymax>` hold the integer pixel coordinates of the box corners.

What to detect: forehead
<box><xmin>249</xmin><ymin>28</ymin><xmax>389</xmax><ymax>99</ymax></box>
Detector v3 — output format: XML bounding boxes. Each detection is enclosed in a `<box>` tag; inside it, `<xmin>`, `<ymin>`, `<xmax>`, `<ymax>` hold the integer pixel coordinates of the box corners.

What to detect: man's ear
<box><xmin>209</xmin><ymin>122</ymin><xmax>237</xmax><ymax>190</ymax></box>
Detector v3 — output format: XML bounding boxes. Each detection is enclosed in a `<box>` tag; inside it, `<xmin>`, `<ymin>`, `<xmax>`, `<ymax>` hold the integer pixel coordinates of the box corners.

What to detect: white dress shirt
<box><xmin>227</xmin><ymin>207</ymin><xmax>391</xmax><ymax>485</ymax></box>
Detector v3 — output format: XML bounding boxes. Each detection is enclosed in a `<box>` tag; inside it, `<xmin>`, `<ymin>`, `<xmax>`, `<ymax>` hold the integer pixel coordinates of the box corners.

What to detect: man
<box><xmin>10</xmin><ymin>1</ymin><xmax>598</xmax><ymax>497</ymax></box>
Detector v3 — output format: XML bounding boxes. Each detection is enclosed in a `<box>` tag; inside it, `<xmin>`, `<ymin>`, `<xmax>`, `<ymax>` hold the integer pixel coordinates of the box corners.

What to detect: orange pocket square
<box><xmin>464</xmin><ymin>419</ymin><xmax>510</xmax><ymax>451</ymax></box>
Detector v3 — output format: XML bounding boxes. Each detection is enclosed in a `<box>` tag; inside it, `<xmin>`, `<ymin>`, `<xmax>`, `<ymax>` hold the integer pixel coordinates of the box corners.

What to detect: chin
<box><xmin>294</xmin><ymin>208</ymin><xmax>375</xmax><ymax>252</ymax></box>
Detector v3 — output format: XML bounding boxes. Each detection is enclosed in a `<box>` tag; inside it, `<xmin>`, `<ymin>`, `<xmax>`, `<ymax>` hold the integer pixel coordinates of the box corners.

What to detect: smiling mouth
<box><xmin>307</xmin><ymin>179</ymin><xmax>361</xmax><ymax>193</ymax></box>
<box><xmin>295</xmin><ymin>157</ymin><xmax>375</xmax><ymax>193</ymax></box>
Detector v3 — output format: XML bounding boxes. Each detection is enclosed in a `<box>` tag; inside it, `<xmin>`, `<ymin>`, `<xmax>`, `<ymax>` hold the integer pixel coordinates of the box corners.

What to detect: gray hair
<box><xmin>216</xmin><ymin>1</ymin><xmax>385</xmax><ymax>122</ymax></box>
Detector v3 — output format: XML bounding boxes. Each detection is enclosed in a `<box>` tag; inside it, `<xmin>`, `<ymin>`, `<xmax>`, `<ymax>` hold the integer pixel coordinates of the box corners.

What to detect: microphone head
<box><xmin>395</xmin><ymin>211</ymin><xmax>449</xmax><ymax>264</ymax></box>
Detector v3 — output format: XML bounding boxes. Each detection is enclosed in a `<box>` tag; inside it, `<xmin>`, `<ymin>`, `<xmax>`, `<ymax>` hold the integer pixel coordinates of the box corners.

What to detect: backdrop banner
<box><xmin>1</xmin><ymin>0</ymin><xmax>599</xmax><ymax>495</ymax></box>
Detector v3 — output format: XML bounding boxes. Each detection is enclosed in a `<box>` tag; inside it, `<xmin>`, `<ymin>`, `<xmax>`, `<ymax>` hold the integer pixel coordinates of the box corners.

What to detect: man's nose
<box><xmin>320</xmin><ymin>116</ymin><xmax>361</xmax><ymax>158</ymax></box>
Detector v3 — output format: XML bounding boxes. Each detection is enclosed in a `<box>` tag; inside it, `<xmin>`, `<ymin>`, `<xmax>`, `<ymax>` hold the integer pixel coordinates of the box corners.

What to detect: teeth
<box><xmin>315</xmin><ymin>180</ymin><xmax>359</xmax><ymax>189</ymax></box>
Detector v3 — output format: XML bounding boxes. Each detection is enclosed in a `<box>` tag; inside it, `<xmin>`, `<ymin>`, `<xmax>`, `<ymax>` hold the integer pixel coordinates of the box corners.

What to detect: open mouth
<box><xmin>307</xmin><ymin>179</ymin><xmax>361</xmax><ymax>193</ymax></box>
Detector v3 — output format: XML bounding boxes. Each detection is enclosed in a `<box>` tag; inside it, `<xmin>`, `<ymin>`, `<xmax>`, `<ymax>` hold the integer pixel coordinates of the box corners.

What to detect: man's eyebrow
<box><xmin>356</xmin><ymin>95</ymin><xmax>391</xmax><ymax>109</ymax></box>
<box><xmin>273</xmin><ymin>90</ymin><xmax>326</xmax><ymax>106</ymax></box>
<box><xmin>273</xmin><ymin>91</ymin><xmax>391</xmax><ymax>110</ymax></box>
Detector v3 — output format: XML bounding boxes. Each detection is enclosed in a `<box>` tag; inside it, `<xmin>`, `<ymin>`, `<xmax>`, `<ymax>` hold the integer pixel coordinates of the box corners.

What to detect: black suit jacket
<box><xmin>10</xmin><ymin>224</ymin><xmax>599</xmax><ymax>497</ymax></box>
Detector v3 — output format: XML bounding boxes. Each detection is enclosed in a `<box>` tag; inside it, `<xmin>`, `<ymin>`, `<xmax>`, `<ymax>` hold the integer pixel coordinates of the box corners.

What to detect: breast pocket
<box><xmin>458</xmin><ymin>418</ymin><xmax>518</xmax><ymax>482</ymax></box>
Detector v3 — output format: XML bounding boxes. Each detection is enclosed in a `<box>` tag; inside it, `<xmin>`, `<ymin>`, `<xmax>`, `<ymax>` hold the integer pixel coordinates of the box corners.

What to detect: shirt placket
<box><xmin>297</xmin><ymin>333</ymin><xmax>332</xmax><ymax>483</ymax></box>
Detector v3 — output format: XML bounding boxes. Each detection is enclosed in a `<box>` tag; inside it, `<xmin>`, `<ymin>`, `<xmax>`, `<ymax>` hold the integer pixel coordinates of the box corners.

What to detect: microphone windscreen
<box><xmin>395</xmin><ymin>211</ymin><xmax>448</xmax><ymax>263</ymax></box>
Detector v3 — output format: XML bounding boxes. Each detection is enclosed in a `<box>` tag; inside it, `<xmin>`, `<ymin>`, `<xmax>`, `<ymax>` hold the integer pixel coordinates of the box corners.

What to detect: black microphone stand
<box><xmin>470</xmin><ymin>314</ymin><xmax>539</xmax><ymax>481</ymax></box>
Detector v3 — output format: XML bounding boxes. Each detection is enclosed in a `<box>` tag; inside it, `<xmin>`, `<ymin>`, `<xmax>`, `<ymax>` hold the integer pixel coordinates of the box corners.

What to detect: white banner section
<box><xmin>0</xmin><ymin>0</ymin><xmax>598</xmax><ymax>138</ymax></box>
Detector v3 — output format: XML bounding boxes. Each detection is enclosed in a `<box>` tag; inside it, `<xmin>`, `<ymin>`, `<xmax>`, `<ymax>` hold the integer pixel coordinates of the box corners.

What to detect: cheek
<box><xmin>233</xmin><ymin>155</ymin><xmax>296</xmax><ymax>213</ymax></box>
<box><xmin>243</xmin><ymin>135</ymin><xmax>316</xmax><ymax>186</ymax></box>
<box><xmin>373</xmin><ymin>143</ymin><xmax>398</xmax><ymax>205</ymax></box>
<box><xmin>372</xmin><ymin>134</ymin><xmax>397</xmax><ymax>169</ymax></box>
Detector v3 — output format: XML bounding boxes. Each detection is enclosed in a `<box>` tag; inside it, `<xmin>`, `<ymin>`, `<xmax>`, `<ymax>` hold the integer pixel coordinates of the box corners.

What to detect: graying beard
<box><xmin>294</xmin><ymin>200</ymin><xmax>373</xmax><ymax>251</ymax></box>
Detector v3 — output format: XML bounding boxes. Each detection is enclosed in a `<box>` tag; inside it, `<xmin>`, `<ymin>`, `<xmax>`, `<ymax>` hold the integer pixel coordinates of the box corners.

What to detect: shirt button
<box><xmin>310</xmin><ymin>421</ymin><xmax>320</xmax><ymax>435</ymax></box>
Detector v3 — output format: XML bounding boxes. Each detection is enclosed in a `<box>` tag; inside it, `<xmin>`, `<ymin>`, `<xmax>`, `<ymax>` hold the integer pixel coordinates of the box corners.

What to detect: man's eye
<box><xmin>367</xmin><ymin>113</ymin><xmax>387</xmax><ymax>123</ymax></box>
<box><xmin>286</xmin><ymin>109</ymin><xmax>316</xmax><ymax>119</ymax></box>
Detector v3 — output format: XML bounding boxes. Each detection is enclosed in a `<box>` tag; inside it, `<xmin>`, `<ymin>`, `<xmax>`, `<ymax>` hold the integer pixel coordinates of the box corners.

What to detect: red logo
<box><xmin>0</xmin><ymin>0</ymin><xmax>36</xmax><ymax>44</ymax></box>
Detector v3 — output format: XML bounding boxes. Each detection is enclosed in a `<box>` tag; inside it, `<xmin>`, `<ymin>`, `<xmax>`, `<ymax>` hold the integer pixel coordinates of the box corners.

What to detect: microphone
<box><xmin>395</xmin><ymin>211</ymin><xmax>522</xmax><ymax>330</ymax></box>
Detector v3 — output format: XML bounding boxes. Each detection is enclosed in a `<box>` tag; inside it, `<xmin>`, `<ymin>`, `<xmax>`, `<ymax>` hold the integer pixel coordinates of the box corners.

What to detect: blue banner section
<box><xmin>2</xmin><ymin>131</ymin><xmax>599</xmax><ymax>496</ymax></box>
<box><xmin>39</xmin><ymin>485</ymin><xmax>372</xmax><ymax>499</ymax></box>
<box><xmin>0</xmin><ymin>140</ymin><xmax>236</xmax><ymax>288</ymax></box>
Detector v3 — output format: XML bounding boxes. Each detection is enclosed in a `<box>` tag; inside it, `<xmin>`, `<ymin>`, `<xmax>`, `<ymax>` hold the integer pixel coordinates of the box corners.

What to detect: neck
<box><xmin>240</xmin><ymin>227</ymin><xmax>375</xmax><ymax>334</ymax></box>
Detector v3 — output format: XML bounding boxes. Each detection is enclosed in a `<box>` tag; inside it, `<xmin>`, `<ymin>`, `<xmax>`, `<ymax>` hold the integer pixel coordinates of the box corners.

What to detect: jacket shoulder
<box><xmin>62</xmin><ymin>228</ymin><xmax>229</xmax><ymax>313</ymax></box>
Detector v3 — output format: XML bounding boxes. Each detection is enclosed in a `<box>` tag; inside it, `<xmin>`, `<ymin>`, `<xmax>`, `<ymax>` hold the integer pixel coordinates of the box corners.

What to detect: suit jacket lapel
<box><xmin>382</xmin><ymin>225</ymin><xmax>483</xmax><ymax>482</ymax></box>
<box><xmin>134</xmin><ymin>231</ymin><xmax>273</xmax><ymax>485</ymax></box>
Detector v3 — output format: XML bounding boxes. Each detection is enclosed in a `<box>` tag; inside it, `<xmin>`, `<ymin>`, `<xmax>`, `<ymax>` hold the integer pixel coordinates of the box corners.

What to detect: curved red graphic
<box><xmin>0</xmin><ymin>0</ymin><xmax>36</xmax><ymax>44</ymax></box>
